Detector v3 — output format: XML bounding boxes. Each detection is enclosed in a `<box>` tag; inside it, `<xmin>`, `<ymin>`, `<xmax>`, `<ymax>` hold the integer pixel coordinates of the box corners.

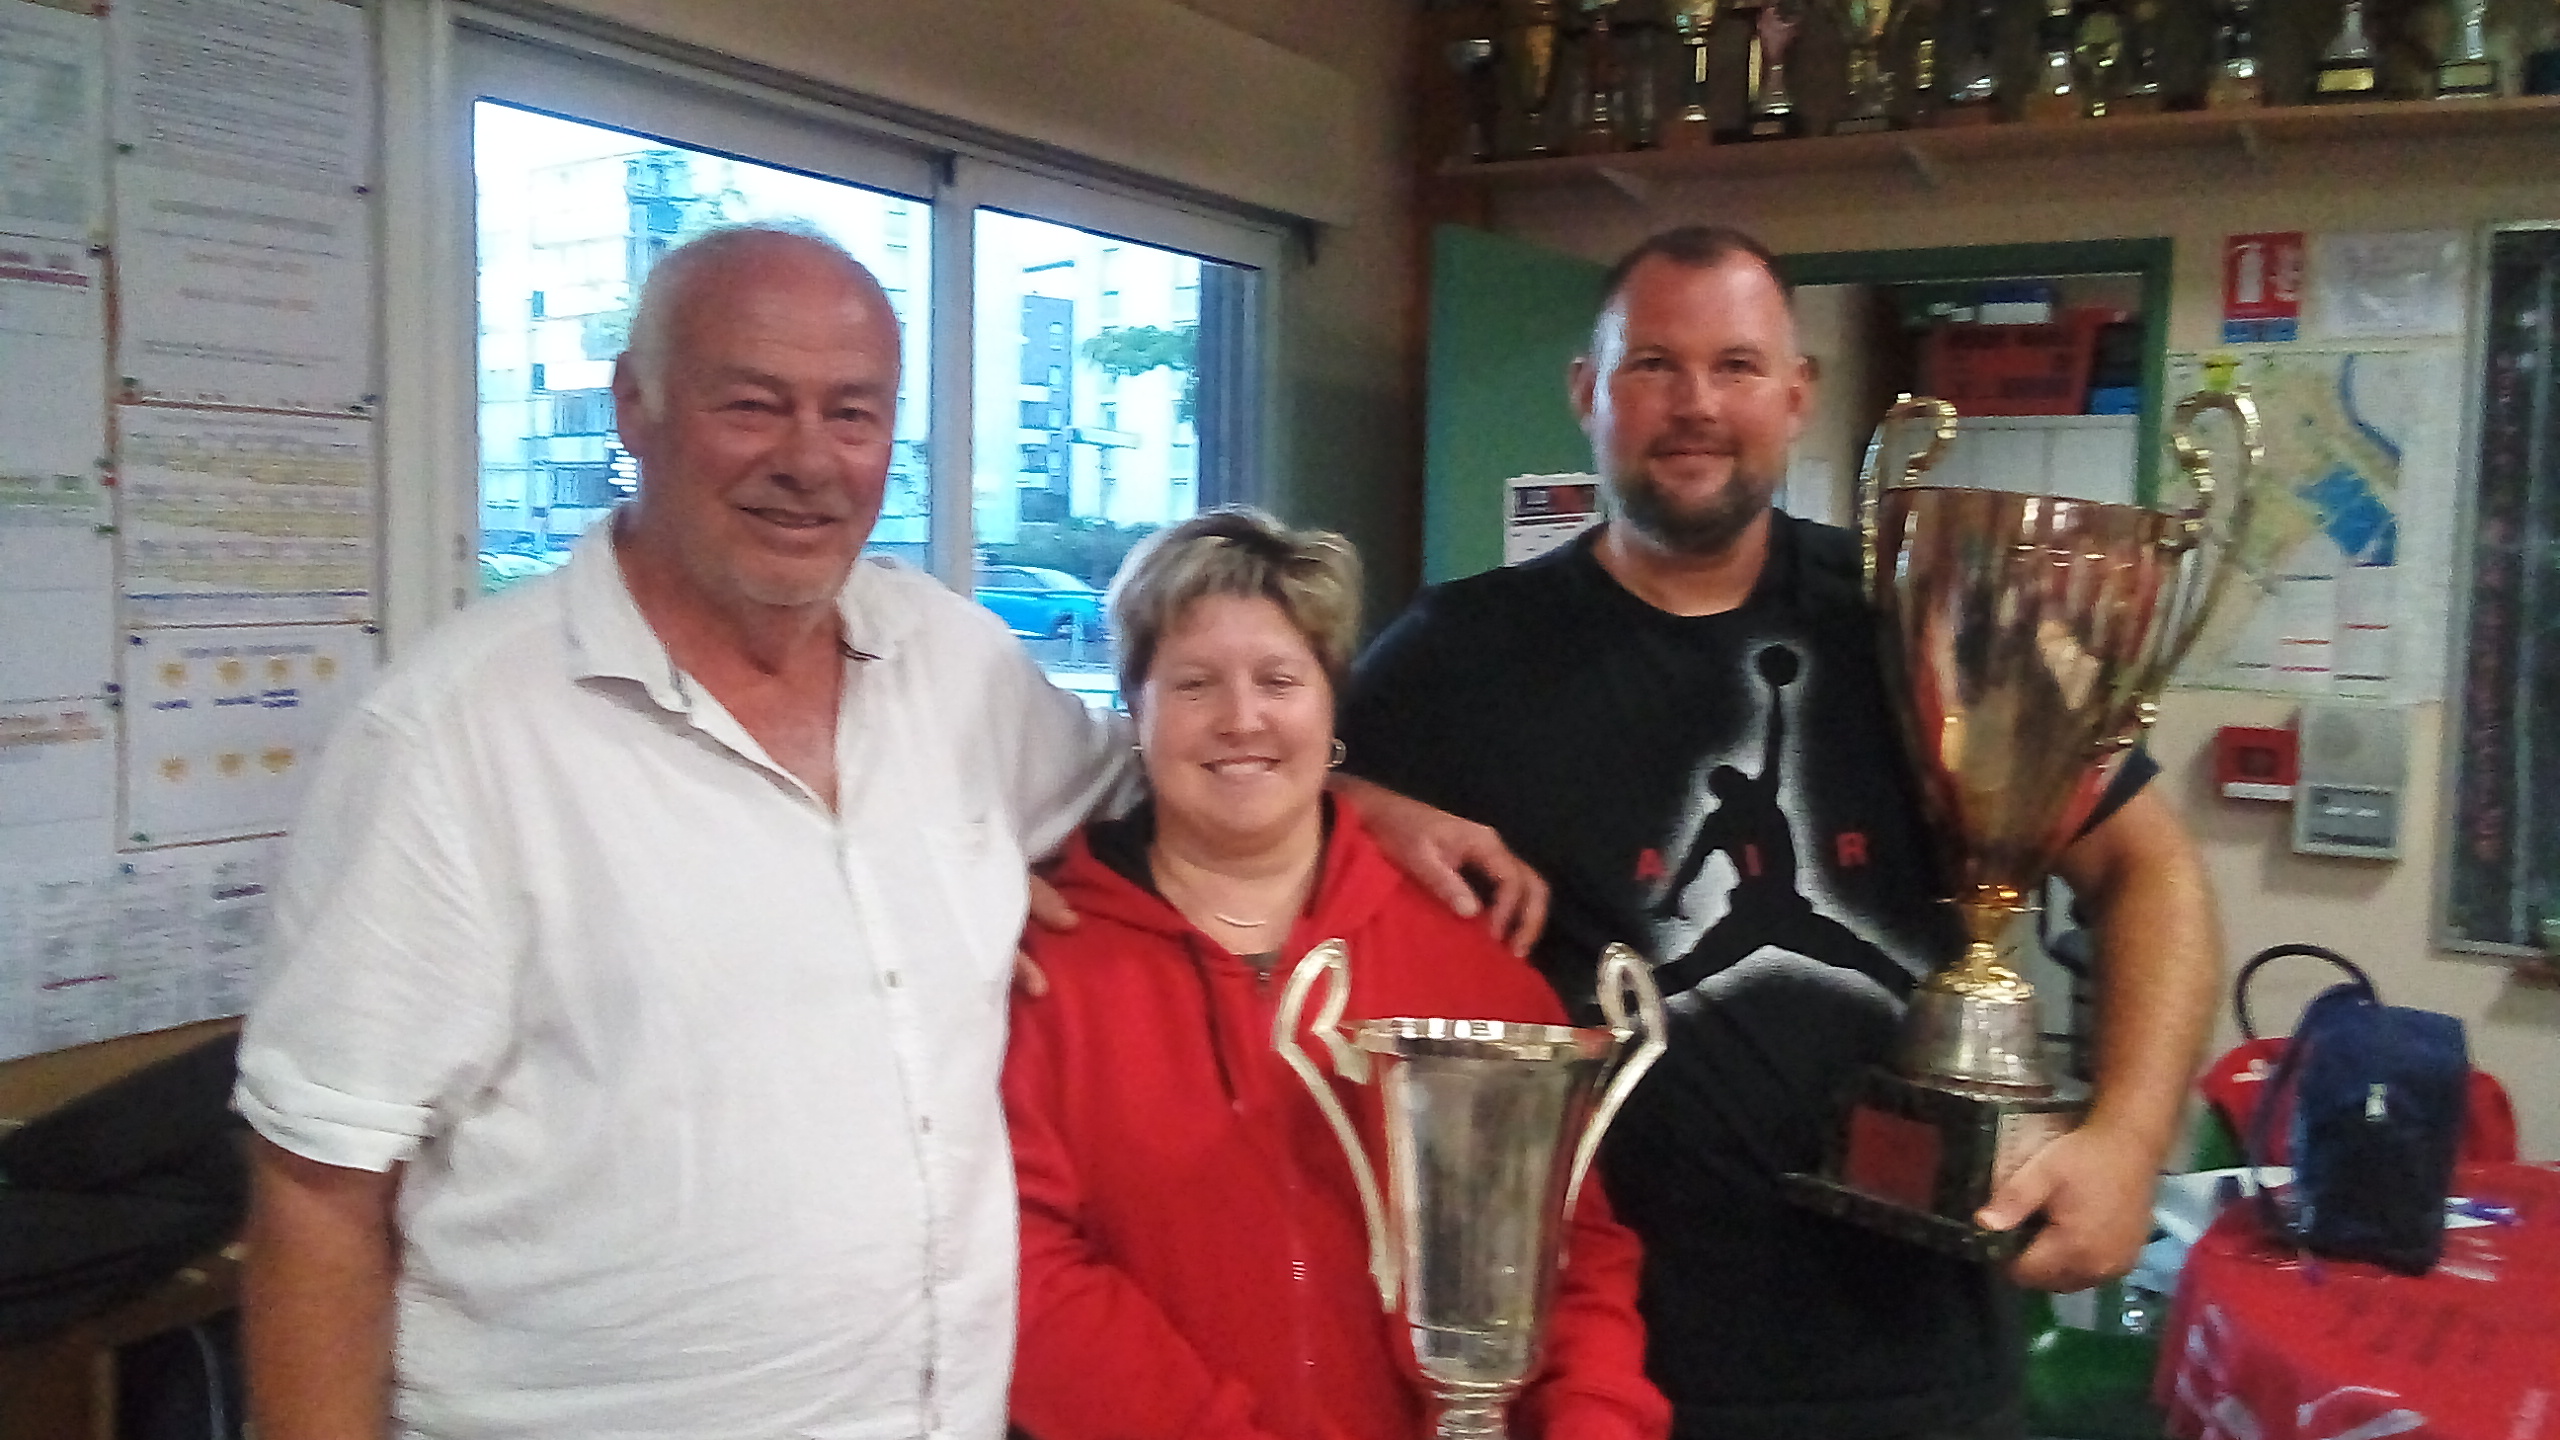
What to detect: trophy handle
<box><xmin>2151</xmin><ymin>387</ymin><xmax>2264</xmax><ymax>687</ymax></box>
<box><xmin>1857</xmin><ymin>394</ymin><xmax>1962</xmax><ymax>589</ymax></box>
<box><xmin>1561</xmin><ymin>944</ymin><xmax>1670</xmax><ymax>1230</ymax></box>
<box><xmin>1271</xmin><ymin>939</ymin><xmax>1399</xmax><ymax>1311</ymax></box>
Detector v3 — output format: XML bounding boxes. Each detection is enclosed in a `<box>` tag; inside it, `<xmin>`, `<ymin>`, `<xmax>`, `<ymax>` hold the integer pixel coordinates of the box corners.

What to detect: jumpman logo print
<box><xmin>1650</xmin><ymin>643</ymin><xmax>1907</xmax><ymax>998</ymax></box>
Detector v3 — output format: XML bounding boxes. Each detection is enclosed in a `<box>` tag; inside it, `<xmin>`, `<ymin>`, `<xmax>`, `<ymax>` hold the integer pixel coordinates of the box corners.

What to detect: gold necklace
<box><xmin>1153</xmin><ymin>843</ymin><xmax>1307</xmax><ymax>935</ymax></box>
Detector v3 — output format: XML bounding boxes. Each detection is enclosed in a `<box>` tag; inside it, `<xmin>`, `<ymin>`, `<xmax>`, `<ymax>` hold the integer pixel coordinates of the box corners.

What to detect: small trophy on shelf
<box><xmin>2435</xmin><ymin>0</ymin><xmax>2500</xmax><ymax>96</ymax></box>
<box><xmin>2314</xmin><ymin>0</ymin><xmax>2381</xmax><ymax>100</ymax></box>
<box><xmin>1448</xmin><ymin>37</ymin><xmax>1504</xmax><ymax>162</ymax></box>
<box><xmin>1501</xmin><ymin>0</ymin><xmax>1567</xmax><ymax>156</ymax></box>
<box><xmin>1664</xmin><ymin>0</ymin><xmax>1725</xmax><ymax>147</ymax></box>
<box><xmin>1571</xmin><ymin>0</ymin><xmax>1628</xmax><ymax>153</ymax></box>
<box><xmin>2023</xmin><ymin>0</ymin><xmax>2082</xmax><ymax>121</ymax></box>
<box><xmin>2116</xmin><ymin>0</ymin><xmax>2167</xmax><ymax>112</ymax></box>
<box><xmin>1894</xmin><ymin>0</ymin><xmax>1946</xmax><ymax>128</ymax></box>
<box><xmin>2070</xmin><ymin>2</ymin><xmax>2130</xmax><ymax>116</ymax></box>
<box><xmin>1832</xmin><ymin>0</ymin><xmax>1908</xmax><ymax>133</ymax></box>
<box><xmin>2205</xmin><ymin>0</ymin><xmax>2267</xmax><ymax>107</ymax></box>
<box><xmin>1746</xmin><ymin>0</ymin><xmax>1807</xmax><ymax>138</ymax></box>
<box><xmin>1937</xmin><ymin>0</ymin><xmax>2006</xmax><ymax>124</ymax></box>
<box><xmin>1614</xmin><ymin>2</ymin><xmax>1673</xmax><ymax>148</ymax></box>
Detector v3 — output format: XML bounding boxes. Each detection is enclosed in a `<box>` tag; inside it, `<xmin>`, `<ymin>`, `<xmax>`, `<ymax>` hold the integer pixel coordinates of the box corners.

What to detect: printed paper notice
<box><xmin>0</xmin><ymin>233</ymin><xmax>105</xmax><ymax>488</ymax></box>
<box><xmin>0</xmin><ymin>0</ymin><xmax>105</xmax><ymax>241</ymax></box>
<box><xmin>0</xmin><ymin>838</ymin><xmax>277</xmax><ymax>1062</ymax></box>
<box><xmin>0</xmin><ymin>697</ymin><xmax>114</xmax><ymax>866</ymax></box>
<box><xmin>1</xmin><ymin>236</ymin><xmax>112</xmax><ymax>700</ymax></box>
<box><xmin>121</xmin><ymin>623</ymin><xmax>374</xmax><ymax>846</ymax></box>
<box><xmin>120</xmin><ymin>406</ymin><xmax>374</xmax><ymax>624</ymax></box>
<box><xmin>0</xmin><ymin>855</ymin><xmax>119</xmax><ymax>1060</ymax></box>
<box><xmin>2308</xmin><ymin>231</ymin><xmax>2468</xmax><ymax>340</ymax></box>
<box><xmin>114</xmin><ymin>164</ymin><xmax>371</xmax><ymax>411</ymax></box>
<box><xmin>109</xmin><ymin>0</ymin><xmax>370</xmax><ymax>191</ymax></box>
<box><xmin>117</xmin><ymin>838</ymin><xmax>277</xmax><ymax>1036</ymax></box>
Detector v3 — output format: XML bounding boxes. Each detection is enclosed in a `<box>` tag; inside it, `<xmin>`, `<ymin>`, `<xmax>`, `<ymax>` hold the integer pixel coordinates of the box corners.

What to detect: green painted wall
<box><xmin>1422</xmin><ymin>225</ymin><xmax>1606</xmax><ymax>583</ymax></box>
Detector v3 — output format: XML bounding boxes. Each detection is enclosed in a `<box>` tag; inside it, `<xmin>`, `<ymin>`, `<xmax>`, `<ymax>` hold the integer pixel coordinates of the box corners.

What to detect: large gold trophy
<box><xmin>1782</xmin><ymin>390</ymin><xmax>2260</xmax><ymax>1261</ymax></box>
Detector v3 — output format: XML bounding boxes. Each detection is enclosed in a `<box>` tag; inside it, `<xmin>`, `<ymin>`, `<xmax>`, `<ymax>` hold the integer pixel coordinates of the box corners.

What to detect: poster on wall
<box><xmin>0</xmin><ymin>697</ymin><xmax>114</xmax><ymax>869</ymax></box>
<box><xmin>107</xmin><ymin>0</ymin><xmax>371</xmax><ymax>193</ymax></box>
<box><xmin>2221</xmin><ymin>232</ymin><xmax>2304</xmax><ymax>344</ymax></box>
<box><xmin>2164</xmin><ymin>347</ymin><xmax>2459</xmax><ymax>705</ymax></box>
<box><xmin>119</xmin><ymin>623</ymin><xmax>375</xmax><ymax>847</ymax></box>
<box><xmin>0</xmin><ymin>0</ymin><xmax>106</xmax><ymax>243</ymax></box>
<box><xmin>0</xmin><ymin>854</ymin><xmax>119</xmax><ymax>1061</ymax></box>
<box><xmin>0</xmin><ymin>837</ymin><xmax>278</xmax><ymax>1062</ymax></box>
<box><xmin>112</xmin><ymin>165</ymin><xmax>372</xmax><ymax>412</ymax></box>
<box><xmin>0</xmin><ymin>234</ymin><xmax>106</xmax><ymax>488</ymax></box>
<box><xmin>2307</xmin><ymin>231</ymin><xmax>2468</xmax><ymax>340</ymax></box>
<box><xmin>119</xmin><ymin>405</ymin><xmax>374</xmax><ymax>624</ymax></box>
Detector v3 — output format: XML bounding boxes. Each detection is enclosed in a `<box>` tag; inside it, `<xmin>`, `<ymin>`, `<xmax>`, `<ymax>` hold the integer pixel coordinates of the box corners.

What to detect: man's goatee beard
<box><xmin>1612</xmin><ymin>471</ymin><xmax>1776</xmax><ymax>559</ymax></box>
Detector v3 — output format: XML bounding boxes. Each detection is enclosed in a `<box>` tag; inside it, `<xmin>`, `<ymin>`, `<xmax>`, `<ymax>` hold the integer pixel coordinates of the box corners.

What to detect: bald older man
<box><xmin>235</xmin><ymin>227</ymin><xmax>1541</xmax><ymax>1440</ymax></box>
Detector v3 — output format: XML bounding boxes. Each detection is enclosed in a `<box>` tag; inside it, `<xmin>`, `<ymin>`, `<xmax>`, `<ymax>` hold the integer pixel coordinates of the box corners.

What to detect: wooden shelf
<box><xmin>1445</xmin><ymin>94</ymin><xmax>2560</xmax><ymax>194</ymax></box>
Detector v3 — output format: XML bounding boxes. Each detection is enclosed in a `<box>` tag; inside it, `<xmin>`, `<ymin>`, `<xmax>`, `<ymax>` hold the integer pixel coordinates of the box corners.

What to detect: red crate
<box><xmin>1922</xmin><ymin>310</ymin><xmax>2112</xmax><ymax>417</ymax></box>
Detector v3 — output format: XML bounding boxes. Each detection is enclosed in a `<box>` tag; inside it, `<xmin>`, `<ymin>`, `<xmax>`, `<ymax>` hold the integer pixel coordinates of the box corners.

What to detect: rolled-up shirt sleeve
<box><xmin>235</xmin><ymin>704</ymin><xmax>516</xmax><ymax>1173</ymax></box>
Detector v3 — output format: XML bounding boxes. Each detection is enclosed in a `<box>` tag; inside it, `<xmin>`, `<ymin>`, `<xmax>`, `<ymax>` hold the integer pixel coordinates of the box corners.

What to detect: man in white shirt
<box><xmin>236</xmin><ymin>226</ymin><xmax>1537</xmax><ymax>1440</ymax></box>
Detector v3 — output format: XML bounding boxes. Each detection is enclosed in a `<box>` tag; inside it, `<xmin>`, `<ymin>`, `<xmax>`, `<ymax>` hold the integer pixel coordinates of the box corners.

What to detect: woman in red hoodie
<box><xmin>1003</xmin><ymin>508</ymin><xmax>1669</xmax><ymax>1440</ymax></box>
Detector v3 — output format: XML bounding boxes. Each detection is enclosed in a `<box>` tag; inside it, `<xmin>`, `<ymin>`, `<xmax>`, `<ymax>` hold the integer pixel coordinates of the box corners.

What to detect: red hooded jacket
<box><xmin>1004</xmin><ymin>798</ymin><xmax>1670</xmax><ymax>1440</ymax></box>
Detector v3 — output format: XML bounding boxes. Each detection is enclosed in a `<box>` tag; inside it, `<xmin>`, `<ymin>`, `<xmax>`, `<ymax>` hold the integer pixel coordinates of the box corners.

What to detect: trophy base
<box><xmin>2435</xmin><ymin>60</ymin><xmax>2498</xmax><ymax>96</ymax></box>
<box><xmin>1933</xmin><ymin>99</ymin><xmax>2002</xmax><ymax>127</ymax></box>
<box><xmin>1743</xmin><ymin>111</ymin><xmax>1803</xmax><ymax>140</ymax></box>
<box><xmin>2314</xmin><ymin>62</ymin><xmax>2378</xmax><ymax>99</ymax></box>
<box><xmin>1786</xmin><ymin>1065</ymin><xmax>2084</xmax><ymax>1263</ymax></box>
<box><xmin>1781</xmin><ymin>1172</ymin><xmax>2047</xmax><ymax>1262</ymax></box>
<box><xmin>2205</xmin><ymin>76</ymin><xmax>2266</xmax><ymax>109</ymax></box>
<box><xmin>1659</xmin><ymin>114</ymin><xmax>1716</xmax><ymax>149</ymax></box>
<box><xmin>1569</xmin><ymin>125</ymin><xmax>1624</xmax><ymax>156</ymax></box>
<box><xmin>1831</xmin><ymin>112</ymin><xmax>1899</xmax><ymax>135</ymax></box>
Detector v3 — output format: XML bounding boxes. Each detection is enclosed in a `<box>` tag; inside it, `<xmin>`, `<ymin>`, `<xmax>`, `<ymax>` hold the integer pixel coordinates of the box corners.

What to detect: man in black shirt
<box><xmin>1336</xmin><ymin>227</ymin><xmax>2219</xmax><ymax>1440</ymax></box>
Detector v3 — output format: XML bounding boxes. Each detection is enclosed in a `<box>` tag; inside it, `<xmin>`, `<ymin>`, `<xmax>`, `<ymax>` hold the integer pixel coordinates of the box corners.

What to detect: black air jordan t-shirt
<box><xmin>1340</xmin><ymin>514</ymin><xmax>2153</xmax><ymax>1440</ymax></box>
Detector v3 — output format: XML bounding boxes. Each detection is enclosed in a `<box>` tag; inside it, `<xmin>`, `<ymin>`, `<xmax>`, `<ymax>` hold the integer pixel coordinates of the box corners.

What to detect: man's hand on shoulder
<box><xmin>1332</xmin><ymin>774</ymin><xmax>1548</xmax><ymax>957</ymax></box>
<box><xmin>1013</xmin><ymin>870</ymin><xmax>1079</xmax><ymax>997</ymax></box>
<box><xmin>1979</xmin><ymin>1119</ymin><xmax>2158</xmax><ymax>1292</ymax></box>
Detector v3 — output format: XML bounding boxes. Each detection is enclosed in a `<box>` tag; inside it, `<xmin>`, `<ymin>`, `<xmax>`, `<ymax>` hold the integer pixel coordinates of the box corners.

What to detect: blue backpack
<box><xmin>2238</xmin><ymin>944</ymin><xmax>2469</xmax><ymax>1276</ymax></box>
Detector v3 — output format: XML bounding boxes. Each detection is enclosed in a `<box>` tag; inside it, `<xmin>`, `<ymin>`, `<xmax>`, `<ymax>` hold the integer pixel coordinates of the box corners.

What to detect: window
<box><xmin>970</xmin><ymin>207</ymin><xmax>1263</xmax><ymax>706</ymax></box>
<box><xmin>472</xmin><ymin>99</ymin><xmax>930</xmax><ymax>582</ymax></box>
<box><xmin>456</xmin><ymin>29</ymin><xmax>1279</xmax><ymax>710</ymax></box>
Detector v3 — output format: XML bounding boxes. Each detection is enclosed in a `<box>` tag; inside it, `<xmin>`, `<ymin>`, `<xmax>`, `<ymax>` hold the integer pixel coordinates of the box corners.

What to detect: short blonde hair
<box><xmin>1107</xmin><ymin>507</ymin><xmax>1362</xmax><ymax>705</ymax></box>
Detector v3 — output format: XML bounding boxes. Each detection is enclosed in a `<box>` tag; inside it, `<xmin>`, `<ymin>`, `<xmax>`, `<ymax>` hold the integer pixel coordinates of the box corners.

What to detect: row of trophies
<box><xmin>1444</xmin><ymin>0</ymin><xmax>2560</xmax><ymax>156</ymax></box>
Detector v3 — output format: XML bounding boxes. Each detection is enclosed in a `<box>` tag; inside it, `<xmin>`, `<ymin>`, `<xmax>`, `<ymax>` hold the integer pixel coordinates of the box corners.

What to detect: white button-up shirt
<box><xmin>236</xmin><ymin>525</ymin><xmax>1133</xmax><ymax>1440</ymax></box>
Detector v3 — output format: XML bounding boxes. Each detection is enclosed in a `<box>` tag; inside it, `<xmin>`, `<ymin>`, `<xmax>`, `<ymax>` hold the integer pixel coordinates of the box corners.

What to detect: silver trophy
<box><xmin>1274</xmin><ymin>941</ymin><xmax>1667</xmax><ymax>1440</ymax></box>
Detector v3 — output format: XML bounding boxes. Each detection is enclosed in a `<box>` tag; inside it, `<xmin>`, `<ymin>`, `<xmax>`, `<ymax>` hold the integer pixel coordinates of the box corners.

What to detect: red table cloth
<box><xmin>2155</xmin><ymin>1162</ymin><xmax>2560</xmax><ymax>1440</ymax></box>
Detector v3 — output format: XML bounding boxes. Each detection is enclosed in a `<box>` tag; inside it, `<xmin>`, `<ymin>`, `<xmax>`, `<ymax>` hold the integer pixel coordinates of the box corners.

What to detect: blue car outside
<box><xmin>976</xmin><ymin>565</ymin><xmax>1106</xmax><ymax>641</ymax></box>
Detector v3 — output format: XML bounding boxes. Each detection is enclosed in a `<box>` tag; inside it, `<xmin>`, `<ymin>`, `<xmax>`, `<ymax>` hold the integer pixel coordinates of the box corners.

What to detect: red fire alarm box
<box><xmin>2215</xmin><ymin>726</ymin><xmax>2298</xmax><ymax>801</ymax></box>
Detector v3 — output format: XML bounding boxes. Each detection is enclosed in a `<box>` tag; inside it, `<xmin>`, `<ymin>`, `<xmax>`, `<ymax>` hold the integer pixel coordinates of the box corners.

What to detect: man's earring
<box><xmin>1329</xmin><ymin>738</ymin><xmax>1347</xmax><ymax>769</ymax></box>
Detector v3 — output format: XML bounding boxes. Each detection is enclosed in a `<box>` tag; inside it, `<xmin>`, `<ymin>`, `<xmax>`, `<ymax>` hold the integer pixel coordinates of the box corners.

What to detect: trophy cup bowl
<box><xmin>1781</xmin><ymin>390</ymin><xmax>2262</xmax><ymax>1261</ymax></box>
<box><xmin>1274</xmin><ymin>941</ymin><xmax>1667</xmax><ymax>1439</ymax></box>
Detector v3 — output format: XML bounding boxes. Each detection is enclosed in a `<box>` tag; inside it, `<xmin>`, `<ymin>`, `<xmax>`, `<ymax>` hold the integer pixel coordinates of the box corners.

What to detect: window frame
<box><xmin>377</xmin><ymin>3</ymin><xmax>1282</xmax><ymax>649</ymax></box>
